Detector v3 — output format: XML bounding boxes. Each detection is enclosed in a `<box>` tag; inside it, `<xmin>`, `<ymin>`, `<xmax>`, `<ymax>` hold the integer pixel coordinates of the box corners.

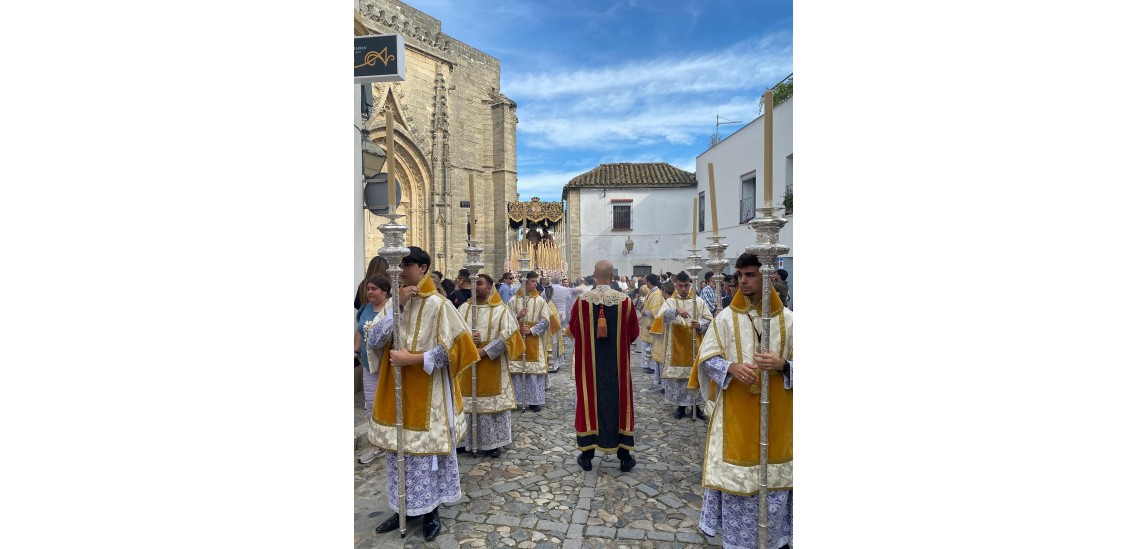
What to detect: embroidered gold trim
<box><xmin>581</xmin><ymin>285</ymin><xmax>624</xmax><ymax>306</ymax></box>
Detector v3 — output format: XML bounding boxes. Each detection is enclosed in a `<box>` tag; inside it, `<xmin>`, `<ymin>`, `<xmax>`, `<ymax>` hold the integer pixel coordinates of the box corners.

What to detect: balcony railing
<box><xmin>740</xmin><ymin>196</ymin><xmax>756</xmax><ymax>224</ymax></box>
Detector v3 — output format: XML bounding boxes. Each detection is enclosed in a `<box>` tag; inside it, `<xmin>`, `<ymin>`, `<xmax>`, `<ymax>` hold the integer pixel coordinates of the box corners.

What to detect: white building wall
<box><xmin>696</xmin><ymin>97</ymin><xmax>793</xmax><ymax>302</ymax></box>
<box><xmin>574</xmin><ymin>186</ymin><xmax>699</xmax><ymax>279</ymax></box>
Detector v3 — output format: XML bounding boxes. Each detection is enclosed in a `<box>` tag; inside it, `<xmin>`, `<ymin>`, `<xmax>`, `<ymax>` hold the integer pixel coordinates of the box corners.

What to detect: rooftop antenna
<box><xmin>709</xmin><ymin>115</ymin><xmax>742</xmax><ymax>149</ymax></box>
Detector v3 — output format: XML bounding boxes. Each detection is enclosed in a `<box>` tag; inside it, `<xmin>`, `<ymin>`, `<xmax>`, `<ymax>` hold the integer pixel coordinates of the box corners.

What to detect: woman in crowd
<box><xmin>355</xmin><ymin>256</ymin><xmax>389</xmax><ymax>310</ymax></box>
<box><xmin>355</xmin><ymin>273</ymin><xmax>391</xmax><ymax>464</ymax></box>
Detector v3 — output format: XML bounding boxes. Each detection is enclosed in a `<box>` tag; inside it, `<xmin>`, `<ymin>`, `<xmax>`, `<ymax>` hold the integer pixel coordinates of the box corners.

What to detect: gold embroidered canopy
<box><xmin>507</xmin><ymin>197</ymin><xmax>563</xmax><ymax>230</ymax></box>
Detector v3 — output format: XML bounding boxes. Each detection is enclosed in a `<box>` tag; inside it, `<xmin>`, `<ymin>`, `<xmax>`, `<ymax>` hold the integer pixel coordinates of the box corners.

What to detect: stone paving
<box><xmin>355</xmin><ymin>338</ymin><xmax>723</xmax><ymax>548</ymax></box>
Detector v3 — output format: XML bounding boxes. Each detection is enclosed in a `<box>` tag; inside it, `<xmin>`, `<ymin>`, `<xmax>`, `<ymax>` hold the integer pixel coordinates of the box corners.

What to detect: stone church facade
<box><xmin>356</xmin><ymin>0</ymin><xmax>518</xmax><ymax>275</ymax></box>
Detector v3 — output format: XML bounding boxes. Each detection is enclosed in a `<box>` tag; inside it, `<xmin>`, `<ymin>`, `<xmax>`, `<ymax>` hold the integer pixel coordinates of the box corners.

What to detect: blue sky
<box><xmin>404</xmin><ymin>0</ymin><xmax>792</xmax><ymax>202</ymax></box>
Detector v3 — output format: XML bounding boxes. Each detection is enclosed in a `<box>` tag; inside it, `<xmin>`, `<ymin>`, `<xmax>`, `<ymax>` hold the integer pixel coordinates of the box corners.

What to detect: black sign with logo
<box><xmin>354</xmin><ymin>34</ymin><xmax>406</xmax><ymax>83</ymax></box>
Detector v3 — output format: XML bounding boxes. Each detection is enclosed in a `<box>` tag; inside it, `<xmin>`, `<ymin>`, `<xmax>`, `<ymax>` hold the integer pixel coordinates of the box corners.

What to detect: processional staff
<box><xmin>376</xmin><ymin>107</ymin><xmax>412</xmax><ymax>539</ymax></box>
<box><xmin>516</xmin><ymin>249</ymin><xmax>531</xmax><ymax>412</ymax></box>
<box><xmin>684</xmin><ymin>209</ymin><xmax>704</xmax><ymax>422</ymax></box>
<box><xmin>744</xmin><ymin>88</ymin><xmax>788</xmax><ymax>549</ymax></box>
<box><xmin>464</xmin><ymin>173</ymin><xmax>485</xmax><ymax>459</ymax></box>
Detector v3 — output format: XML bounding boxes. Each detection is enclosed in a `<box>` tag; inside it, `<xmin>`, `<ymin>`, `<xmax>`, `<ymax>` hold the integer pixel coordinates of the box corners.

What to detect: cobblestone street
<box><xmin>354</xmin><ymin>340</ymin><xmax>723</xmax><ymax>548</ymax></box>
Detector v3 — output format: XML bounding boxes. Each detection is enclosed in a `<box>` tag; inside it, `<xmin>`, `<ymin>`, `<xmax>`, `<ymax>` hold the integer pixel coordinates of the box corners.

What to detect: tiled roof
<box><xmin>564</xmin><ymin>163</ymin><xmax>697</xmax><ymax>192</ymax></box>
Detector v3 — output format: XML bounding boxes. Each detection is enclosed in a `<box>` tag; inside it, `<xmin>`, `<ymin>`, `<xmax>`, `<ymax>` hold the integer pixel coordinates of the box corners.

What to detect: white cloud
<box><xmin>503</xmin><ymin>32</ymin><xmax>791</xmax><ymax>100</ymax></box>
<box><xmin>517</xmin><ymin>95</ymin><xmax>763</xmax><ymax>150</ymax></box>
<box><xmin>503</xmin><ymin>31</ymin><xmax>790</xmax><ymax>152</ymax></box>
<box><xmin>513</xmin><ymin>168</ymin><xmax>591</xmax><ymax>202</ymax></box>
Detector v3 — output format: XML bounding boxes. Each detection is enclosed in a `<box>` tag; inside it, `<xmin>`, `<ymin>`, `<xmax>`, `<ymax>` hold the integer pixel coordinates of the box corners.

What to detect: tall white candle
<box><xmin>708</xmin><ymin>163</ymin><xmax>719</xmax><ymax>237</ymax></box>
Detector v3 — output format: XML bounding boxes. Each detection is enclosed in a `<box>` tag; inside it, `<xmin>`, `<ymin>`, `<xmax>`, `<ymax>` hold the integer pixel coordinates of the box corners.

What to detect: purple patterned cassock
<box><xmin>511</xmin><ymin>316</ymin><xmax>549</xmax><ymax>406</ymax></box>
<box><xmin>660</xmin><ymin>307</ymin><xmax>710</xmax><ymax>406</ymax></box>
<box><xmin>697</xmin><ymin>355</ymin><xmax>794</xmax><ymax>549</ymax></box>
<box><xmin>512</xmin><ymin>373</ymin><xmax>546</xmax><ymax>406</ymax></box>
<box><xmin>367</xmin><ymin>317</ymin><xmax>463</xmax><ymax>516</ymax></box>
<box><xmin>462</xmin><ymin>337</ymin><xmax>513</xmax><ymax>451</ymax></box>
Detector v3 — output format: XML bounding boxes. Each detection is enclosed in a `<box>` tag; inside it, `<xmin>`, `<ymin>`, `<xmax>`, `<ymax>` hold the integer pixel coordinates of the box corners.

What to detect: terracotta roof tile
<box><xmin>564</xmin><ymin>163</ymin><xmax>697</xmax><ymax>192</ymax></box>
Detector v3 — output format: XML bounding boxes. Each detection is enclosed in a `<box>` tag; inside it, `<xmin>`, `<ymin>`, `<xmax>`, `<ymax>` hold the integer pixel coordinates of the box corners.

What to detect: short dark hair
<box><xmin>645</xmin><ymin>273</ymin><xmax>660</xmax><ymax>286</ymax></box>
<box><xmin>704</xmin><ymin>271</ymin><xmax>714</xmax><ymax>282</ymax></box>
<box><xmin>366</xmin><ymin>274</ymin><xmax>391</xmax><ymax>294</ymax></box>
<box><xmin>526</xmin><ymin>271</ymin><xmax>539</xmax><ymax>280</ymax></box>
<box><xmin>477</xmin><ymin>273</ymin><xmax>494</xmax><ymax>287</ymax></box>
<box><xmin>432</xmin><ymin>270</ymin><xmax>443</xmax><ymax>279</ymax></box>
<box><xmin>734</xmin><ymin>252</ymin><xmax>761</xmax><ymax>269</ymax></box>
<box><xmin>724</xmin><ymin>274</ymin><xmax>734</xmax><ymax>283</ymax></box>
<box><xmin>502</xmin><ymin>272</ymin><xmax>514</xmax><ymax>280</ymax></box>
<box><xmin>458</xmin><ymin>268</ymin><xmax>471</xmax><ymax>279</ymax></box>
<box><xmin>661</xmin><ymin>281</ymin><xmax>675</xmax><ymax>294</ymax></box>
<box><xmin>401</xmin><ymin>246</ymin><xmax>432</xmax><ymax>269</ymax></box>
<box><xmin>584</xmin><ymin>275</ymin><xmax>595</xmax><ymax>286</ymax></box>
<box><xmin>776</xmin><ymin>268</ymin><xmax>788</xmax><ymax>281</ymax></box>
<box><xmin>675</xmin><ymin>271</ymin><xmax>691</xmax><ymax>283</ymax></box>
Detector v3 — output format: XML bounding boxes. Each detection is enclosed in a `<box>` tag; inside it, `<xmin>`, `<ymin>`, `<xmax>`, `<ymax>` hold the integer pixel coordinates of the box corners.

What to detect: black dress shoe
<box><xmin>619</xmin><ymin>455</ymin><xmax>637</xmax><ymax>472</ymax></box>
<box><xmin>374</xmin><ymin>513</ymin><xmax>400</xmax><ymax>533</ymax></box>
<box><xmin>486</xmin><ymin>447</ymin><xmax>501</xmax><ymax>458</ymax></box>
<box><xmin>529</xmin><ymin>404</ymin><xmax>541</xmax><ymax>413</ymax></box>
<box><xmin>694</xmin><ymin>405</ymin><xmax>708</xmax><ymax>421</ymax></box>
<box><xmin>673</xmin><ymin>406</ymin><xmax>686</xmax><ymax>419</ymax></box>
<box><xmin>375</xmin><ymin>513</ymin><xmax>419</xmax><ymax>534</ymax></box>
<box><xmin>422</xmin><ymin>508</ymin><xmax>442</xmax><ymax>541</ymax></box>
<box><xmin>577</xmin><ymin>453</ymin><xmax>593</xmax><ymax>471</ymax></box>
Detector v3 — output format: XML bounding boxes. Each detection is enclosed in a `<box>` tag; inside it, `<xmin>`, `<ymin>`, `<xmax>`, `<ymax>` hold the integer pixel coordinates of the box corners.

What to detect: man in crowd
<box><xmin>637</xmin><ymin>273</ymin><xmax>665</xmax><ymax>374</ymax></box>
<box><xmin>690</xmin><ymin>252</ymin><xmax>793</xmax><ymax>549</ymax></box>
<box><xmin>365</xmin><ymin>246</ymin><xmax>479</xmax><ymax>542</ymax></box>
<box><xmin>449</xmin><ymin>268</ymin><xmax>473</xmax><ymax>308</ymax></box>
<box><xmin>771</xmin><ymin>268</ymin><xmax>791</xmax><ymax>309</ymax></box>
<box><xmin>507</xmin><ymin>271</ymin><xmax>559</xmax><ymax>412</ymax></box>
<box><xmin>497</xmin><ymin>271</ymin><xmax>517</xmax><ymax>304</ymax></box>
<box><xmin>721</xmin><ymin>275</ymin><xmax>734</xmax><ymax>309</ymax></box>
<box><xmin>457</xmin><ymin>273</ymin><xmax>523</xmax><ymax>459</ymax></box>
<box><xmin>567</xmin><ymin>259</ymin><xmax>640</xmax><ymax>472</ymax></box>
<box><xmin>545</xmin><ymin>273</ymin><xmax>582</xmax><ymax>372</ymax></box>
<box><xmin>699</xmin><ymin>271</ymin><xmax>718</xmax><ymax>314</ymax></box>
<box><xmin>652</xmin><ymin>271</ymin><xmax>712</xmax><ymax>420</ymax></box>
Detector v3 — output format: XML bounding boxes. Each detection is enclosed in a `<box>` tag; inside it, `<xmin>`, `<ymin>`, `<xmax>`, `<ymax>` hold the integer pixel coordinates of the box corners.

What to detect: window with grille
<box><xmin>740</xmin><ymin>174</ymin><xmax>756</xmax><ymax>223</ymax></box>
<box><xmin>613</xmin><ymin>204</ymin><xmax>631</xmax><ymax>230</ymax></box>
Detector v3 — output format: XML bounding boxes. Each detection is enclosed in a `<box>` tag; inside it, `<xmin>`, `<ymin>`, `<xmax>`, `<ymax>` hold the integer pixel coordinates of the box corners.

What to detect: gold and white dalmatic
<box><xmin>507</xmin><ymin>288</ymin><xmax>560</xmax><ymax>374</ymax></box>
<box><xmin>652</xmin><ymin>288</ymin><xmax>713</xmax><ymax>381</ymax></box>
<box><xmin>638</xmin><ymin>288</ymin><xmax>665</xmax><ymax>345</ymax></box>
<box><xmin>457</xmin><ymin>290</ymin><xmax>523</xmax><ymax>414</ymax></box>
<box><xmin>367</xmin><ymin>274</ymin><xmax>480</xmax><ymax>455</ymax></box>
<box><xmin>689</xmin><ymin>287</ymin><xmax>794</xmax><ymax>495</ymax></box>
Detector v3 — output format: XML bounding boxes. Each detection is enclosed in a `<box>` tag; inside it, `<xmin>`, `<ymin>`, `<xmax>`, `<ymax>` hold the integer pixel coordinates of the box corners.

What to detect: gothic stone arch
<box><xmin>365</xmin><ymin>99</ymin><xmax>433</xmax><ymax>258</ymax></box>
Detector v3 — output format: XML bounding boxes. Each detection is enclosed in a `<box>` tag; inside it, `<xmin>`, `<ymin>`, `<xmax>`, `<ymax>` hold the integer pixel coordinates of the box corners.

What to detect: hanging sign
<box><xmin>354</xmin><ymin>34</ymin><xmax>406</xmax><ymax>83</ymax></box>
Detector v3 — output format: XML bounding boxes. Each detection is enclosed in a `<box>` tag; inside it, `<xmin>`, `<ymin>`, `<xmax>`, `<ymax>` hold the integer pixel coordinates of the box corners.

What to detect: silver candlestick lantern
<box><xmin>463</xmin><ymin>239</ymin><xmax>484</xmax><ymax>458</ymax></box>
<box><xmin>515</xmin><ymin>248</ymin><xmax>531</xmax><ymax>412</ymax></box>
<box><xmin>375</xmin><ymin>212</ymin><xmax>410</xmax><ymax>539</ymax></box>
<box><xmin>704</xmin><ymin>236</ymin><xmax>729</xmax><ymax>315</ymax></box>
<box><xmin>744</xmin><ymin>205</ymin><xmax>789</xmax><ymax>548</ymax></box>
<box><xmin>685</xmin><ymin>248</ymin><xmax>704</xmax><ymax>294</ymax></box>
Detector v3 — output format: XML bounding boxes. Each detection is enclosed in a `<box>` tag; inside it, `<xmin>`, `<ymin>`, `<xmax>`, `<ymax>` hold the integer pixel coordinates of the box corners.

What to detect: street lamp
<box><xmin>623</xmin><ymin>236</ymin><xmax>634</xmax><ymax>255</ymax></box>
<box><xmin>364</xmin><ymin>171</ymin><xmax>401</xmax><ymax>216</ymax></box>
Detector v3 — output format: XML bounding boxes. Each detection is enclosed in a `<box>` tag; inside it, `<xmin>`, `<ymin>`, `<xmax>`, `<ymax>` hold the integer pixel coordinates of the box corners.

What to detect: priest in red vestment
<box><xmin>567</xmin><ymin>259</ymin><xmax>641</xmax><ymax>472</ymax></box>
